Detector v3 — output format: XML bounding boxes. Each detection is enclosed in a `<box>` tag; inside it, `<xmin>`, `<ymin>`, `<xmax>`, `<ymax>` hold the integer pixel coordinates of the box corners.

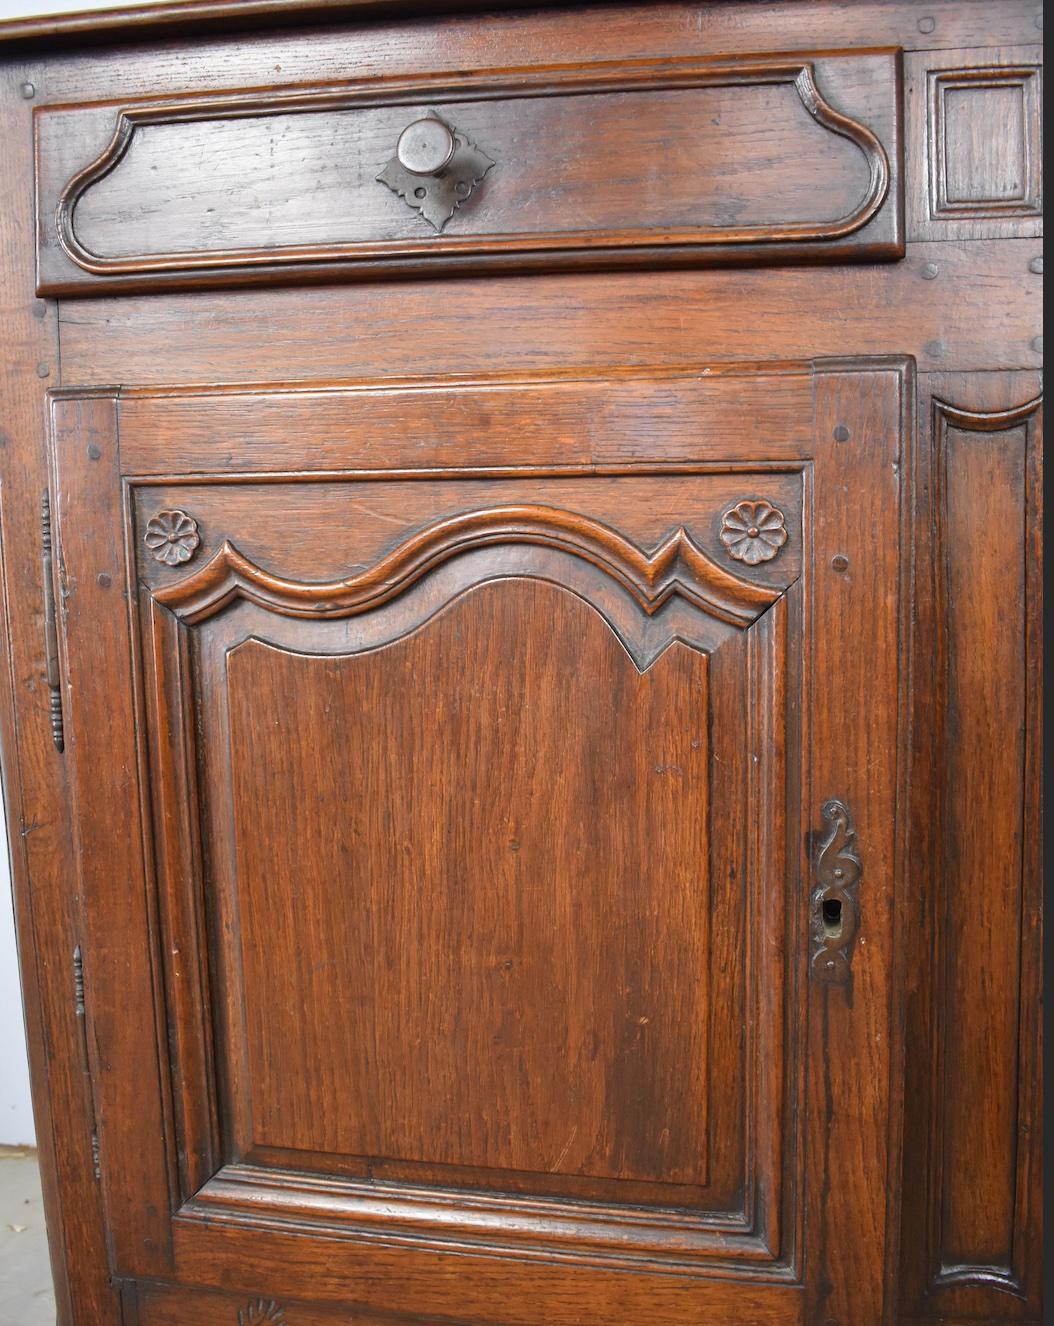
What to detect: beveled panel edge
<box><xmin>36</xmin><ymin>49</ymin><xmax>900</xmax><ymax>295</ymax></box>
<box><xmin>176</xmin><ymin>1153</ymin><xmax>791</xmax><ymax>1274</ymax></box>
<box><xmin>904</xmin><ymin>45</ymin><xmax>1044</xmax><ymax>243</ymax></box>
<box><xmin>929</xmin><ymin>64</ymin><xmax>1042</xmax><ymax>221</ymax></box>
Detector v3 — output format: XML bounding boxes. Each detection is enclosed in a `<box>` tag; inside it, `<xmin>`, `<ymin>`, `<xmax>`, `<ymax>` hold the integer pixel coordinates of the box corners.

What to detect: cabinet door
<box><xmin>49</xmin><ymin>360</ymin><xmax>908</xmax><ymax>1326</ymax></box>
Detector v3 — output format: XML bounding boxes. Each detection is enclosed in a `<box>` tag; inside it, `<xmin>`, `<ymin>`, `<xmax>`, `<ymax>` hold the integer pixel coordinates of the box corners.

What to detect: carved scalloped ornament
<box><xmin>144</xmin><ymin>508</ymin><xmax>201</xmax><ymax>567</ymax></box>
<box><xmin>719</xmin><ymin>499</ymin><xmax>788</xmax><ymax>565</ymax></box>
<box><xmin>237</xmin><ymin>1301</ymin><xmax>286</xmax><ymax>1326</ymax></box>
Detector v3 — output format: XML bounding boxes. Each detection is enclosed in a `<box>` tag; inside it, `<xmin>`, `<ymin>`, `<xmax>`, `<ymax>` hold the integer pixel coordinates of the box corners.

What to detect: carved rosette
<box><xmin>237</xmin><ymin>1300</ymin><xmax>286</xmax><ymax>1326</ymax></box>
<box><xmin>145</xmin><ymin>509</ymin><xmax>200</xmax><ymax>567</ymax></box>
<box><xmin>719</xmin><ymin>500</ymin><xmax>788</xmax><ymax>565</ymax></box>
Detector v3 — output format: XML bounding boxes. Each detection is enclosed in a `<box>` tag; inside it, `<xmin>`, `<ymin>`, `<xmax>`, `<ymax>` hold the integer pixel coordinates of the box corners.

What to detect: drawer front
<box><xmin>36</xmin><ymin>48</ymin><xmax>901</xmax><ymax>295</ymax></box>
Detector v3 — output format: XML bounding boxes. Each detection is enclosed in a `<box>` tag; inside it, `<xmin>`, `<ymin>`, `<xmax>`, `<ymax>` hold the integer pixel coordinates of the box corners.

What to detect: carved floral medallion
<box><xmin>144</xmin><ymin>509</ymin><xmax>201</xmax><ymax>567</ymax></box>
<box><xmin>237</xmin><ymin>1300</ymin><xmax>286</xmax><ymax>1325</ymax></box>
<box><xmin>719</xmin><ymin>499</ymin><xmax>788</xmax><ymax>565</ymax></box>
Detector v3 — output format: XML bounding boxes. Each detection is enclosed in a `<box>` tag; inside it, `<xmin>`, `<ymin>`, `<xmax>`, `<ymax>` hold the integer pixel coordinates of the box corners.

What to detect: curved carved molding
<box><xmin>932</xmin><ymin>393</ymin><xmax>1043</xmax><ymax>434</ymax></box>
<box><xmin>54</xmin><ymin>56</ymin><xmax>890</xmax><ymax>280</ymax></box>
<box><xmin>152</xmin><ymin>504</ymin><xmax>782</xmax><ymax>628</ymax></box>
<box><xmin>226</xmin><ymin>554</ymin><xmax>736</xmax><ymax>674</ymax></box>
<box><xmin>932</xmin><ymin>1262</ymin><xmax>1028</xmax><ymax>1296</ymax></box>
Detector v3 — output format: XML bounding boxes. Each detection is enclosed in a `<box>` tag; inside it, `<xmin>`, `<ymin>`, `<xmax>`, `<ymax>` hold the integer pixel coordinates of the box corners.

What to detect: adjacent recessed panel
<box><xmin>907</xmin><ymin>47</ymin><xmax>1042</xmax><ymax>239</ymax></box>
<box><xmin>899</xmin><ymin>381</ymin><xmax>1044</xmax><ymax>1321</ymax></box>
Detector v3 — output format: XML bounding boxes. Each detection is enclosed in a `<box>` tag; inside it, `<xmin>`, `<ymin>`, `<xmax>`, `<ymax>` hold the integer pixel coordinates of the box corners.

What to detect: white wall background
<box><xmin>1</xmin><ymin>0</ymin><xmax>158</xmax><ymax>1147</ymax></box>
<box><xmin>0</xmin><ymin>794</ymin><xmax>35</xmax><ymax>1145</ymax></box>
<box><xmin>0</xmin><ymin>0</ymin><xmax>130</xmax><ymax>17</ymax></box>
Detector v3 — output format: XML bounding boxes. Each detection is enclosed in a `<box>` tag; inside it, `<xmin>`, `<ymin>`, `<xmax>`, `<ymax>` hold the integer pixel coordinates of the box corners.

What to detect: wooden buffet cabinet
<box><xmin>0</xmin><ymin>3</ymin><xmax>1041</xmax><ymax>1324</ymax></box>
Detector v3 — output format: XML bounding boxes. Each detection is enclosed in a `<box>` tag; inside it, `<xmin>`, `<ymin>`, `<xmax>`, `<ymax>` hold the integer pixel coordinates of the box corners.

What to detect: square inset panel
<box><xmin>930</xmin><ymin>65</ymin><xmax>1041</xmax><ymax>219</ymax></box>
<box><xmin>905</xmin><ymin>47</ymin><xmax>1043</xmax><ymax>241</ymax></box>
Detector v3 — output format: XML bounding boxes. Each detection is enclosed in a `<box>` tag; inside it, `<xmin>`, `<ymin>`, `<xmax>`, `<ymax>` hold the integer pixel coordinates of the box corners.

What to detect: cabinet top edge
<box><xmin>0</xmin><ymin>0</ymin><xmax>636</xmax><ymax>54</ymax></box>
<box><xmin>2</xmin><ymin>0</ymin><xmax>1043</xmax><ymax>56</ymax></box>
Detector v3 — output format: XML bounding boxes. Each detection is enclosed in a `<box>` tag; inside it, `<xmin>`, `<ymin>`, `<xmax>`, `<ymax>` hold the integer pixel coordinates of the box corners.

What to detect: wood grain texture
<box><xmin>0</xmin><ymin>0</ymin><xmax>1042</xmax><ymax>58</ymax></box>
<box><xmin>907</xmin><ymin>47</ymin><xmax>1043</xmax><ymax>241</ymax></box>
<box><xmin>228</xmin><ymin>598</ymin><xmax>719</xmax><ymax>1187</ymax></box>
<box><xmin>129</xmin><ymin>383</ymin><xmax>803</xmax><ymax>1277</ymax></box>
<box><xmin>0</xmin><ymin>65</ymin><xmax>119</xmax><ymax>1326</ymax></box>
<box><xmin>900</xmin><ymin>372</ymin><xmax>1043</xmax><ymax>1323</ymax></box>
<box><xmin>0</xmin><ymin>4</ymin><xmax>1042</xmax><ymax>1325</ymax></box>
<box><xmin>57</xmin><ymin>238</ymin><xmax>1042</xmax><ymax>387</ymax></box>
<box><xmin>128</xmin><ymin>473</ymin><xmax>805</xmax><ymax>601</ymax></box>
<box><xmin>36</xmin><ymin>50</ymin><xmax>899</xmax><ymax>293</ymax></box>
<box><xmin>49</xmin><ymin>394</ymin><xmax>177</xmax><ymax>1280</ymax></box>
<box><xmin>38</xmin><ymin>358</ymin><xmax>906</xmax><ymax>1321</ymax></box>
<box><xmin>152</xmin><ymin>504</ymin><xmax>782</xmax><ymax>627</ymax></box>
<box><xmin>113</xmin><ymin>368</ymin><xmax>816</xmax><ymax>477</ymax></box>
<box><xmin>803</xmin><ymin>363</ymin><xmax>912</xmax><ymax>1326</ymax></box>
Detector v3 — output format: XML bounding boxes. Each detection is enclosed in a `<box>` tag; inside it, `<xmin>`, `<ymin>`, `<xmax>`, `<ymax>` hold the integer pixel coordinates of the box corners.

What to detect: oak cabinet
<box><xmin>0</xmin><ymin>5</ymin><xmax>1041</xmax><ymax>1326</ymax></box>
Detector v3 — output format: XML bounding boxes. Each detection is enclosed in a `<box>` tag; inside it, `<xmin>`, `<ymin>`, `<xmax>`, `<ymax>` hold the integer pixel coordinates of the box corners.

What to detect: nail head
<box><xmin>921</xmin><ymin>262</ymin><xmax>939</xmax><ymax>280</ymax></box>
<box><xmin>1031</xmin><ymin>336</ymin><xmax>1043</xmax><ymax>354</ymax></box>
<box><xmin>833</xmin><ymin>424</ymin><xmax>851</xmax><ymax>442</ymax></box>
<box><xmin>35</xmin><ymin>361</ymin><xmax>50</xmax><ymax>378</ymax></box>
<box><xmin>917</xmin><ymin>15</ymin><xmax>936</xmax><ymax>32</ymax></box>
<box><xmin>19</xmin><ymin>82</ymin><xmax>35</xmax><ymax>99</ymax></box>
<box><xmin>97</xmin><ymin>573</ymin><xmax>112</xmax><ymax>589</ymax></box>
<box><xmin>86</xmin><ymin>443</ymin><xmax>101</xmax><ymax>460</ymax></box>
<box><xmin>831</xmin><ymin>554</ymin><xmax>850</xmax><ymax>573</ymax></box>
<box><xmin>1029</xmin><ymin>256</ymin><xmax>1043</xmax><ymax>274</ymax></box>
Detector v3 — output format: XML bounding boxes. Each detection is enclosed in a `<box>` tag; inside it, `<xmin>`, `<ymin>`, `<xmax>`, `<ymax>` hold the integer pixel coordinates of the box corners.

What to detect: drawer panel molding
<box><xmin>36</xmin><ymin>50</ymin><xmax>902</xmax><ymax>294</ymax></box>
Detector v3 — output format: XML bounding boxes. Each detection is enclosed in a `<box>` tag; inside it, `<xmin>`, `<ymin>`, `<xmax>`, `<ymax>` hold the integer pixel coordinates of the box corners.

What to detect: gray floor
<box><xmin>0</xmin><ymin>1150</ymin><xmax>55</xmax><ymax>1326</ymax></box>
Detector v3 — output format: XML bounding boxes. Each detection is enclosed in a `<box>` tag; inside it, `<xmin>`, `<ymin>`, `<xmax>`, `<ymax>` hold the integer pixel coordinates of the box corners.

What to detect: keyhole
<box><xmin>821</xmin><ymin>897</ymin><xmax>843</xmax><ymax>938</ymax></box>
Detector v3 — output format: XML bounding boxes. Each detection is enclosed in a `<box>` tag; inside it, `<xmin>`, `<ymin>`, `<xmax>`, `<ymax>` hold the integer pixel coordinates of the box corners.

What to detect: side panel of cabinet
<box><xmin>0</xmin><ymin>65</ymin><xmax>121</xmax><ymax>1326</ymax></box>
<box><xmin>899</xmin><ymin>372</ymin><xmax>1043</xmax><ymax>1323</ymax></box>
